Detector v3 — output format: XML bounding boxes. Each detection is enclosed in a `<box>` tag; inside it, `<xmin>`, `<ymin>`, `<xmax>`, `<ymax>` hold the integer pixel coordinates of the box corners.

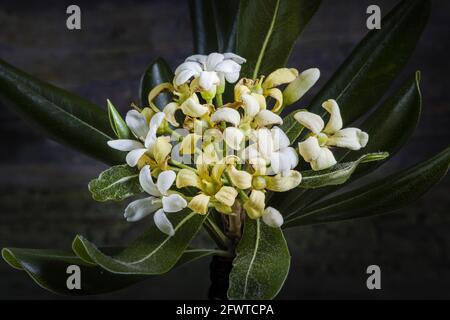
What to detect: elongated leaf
<box><xmin>72</xmin><ymin>211</ymin><xmax>207</xmax><ymax>274</ymax></box>
<box><xmin>300</xmin><ymin>152</ymin><xmax>389</xmax><ymax>189</ymax></box>
<box><xmin>140</xmin><ymin>58</ymin><xmax>173</xmax><ymax>109</ymax></box>
<box><xmin>284</xmin><ymin>147</ymin><xmax>450</xmax><ymax>228</ymax></box>
<box><xmin>308</xmin><ymin>0</ymin><xmax>430</xmax><ymax>125</ymax></box>
<box><xmin>237</xmin><ymin>0</ymin><xmax>321</xmax><ymax>78</ymax></box>
<box><xmin>228</xmin><ymin>218</ymin><xmax>290</xmax><ymax>300</ymax></box>
<box><xmin>273</xmin><ymin>72</ymin><xmax>422</xmax><ymax>212</ymax></box>
<box><xmin>0</xmin><ymin>59</ymin><xmax>125</xmax><ymax>165</ymax></box>
<box><xmin>189</xmin><ymin>0</ymin><xmax>239</xmax><ymax>53</ymax></box>
<box><xmin>1</xmin><ymin>247</ymin><xmax>220</xmax><ymax>295</ymax></box>
<box><xmin>88</xmin><ymin>165</ymin><xmax>141</xmax><ymax>202</ymax></box>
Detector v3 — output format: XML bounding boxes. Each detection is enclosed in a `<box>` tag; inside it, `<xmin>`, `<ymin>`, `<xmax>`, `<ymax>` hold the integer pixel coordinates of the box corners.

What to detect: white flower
<box><xmin>174</xmin><ymin>52</ymin><xmax>246</xmax><ymax>91</ymax></box>
<box><xmin>295</xmin><ymin>99</ymin><xmax>369</xmax><ymax>171</ymax></box>
<box><xmin>124</xmin><ymin>166</ymin><xmax>187</xmax><ymax>236</ymax></box>
<box><xmin>245</xmin><ymin>127</ymin><xmax>298</xmax><ymax>176</ymax></box>
<box><xmin>107</xmin><ymin>111</ymin><xmax>165</xmax><ymax>167</ymax></box>
<box><xmin>262</xmin><ymin>207</ymin><xmax>284</xmax><ymax>228</ymax></box>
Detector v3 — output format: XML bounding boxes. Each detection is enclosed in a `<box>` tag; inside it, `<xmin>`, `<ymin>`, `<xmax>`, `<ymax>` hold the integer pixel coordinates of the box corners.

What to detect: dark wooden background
<box><xmin>0</xmin><ymin>0</ymin><xmax>449</xmax><ymax>299</ymax></box>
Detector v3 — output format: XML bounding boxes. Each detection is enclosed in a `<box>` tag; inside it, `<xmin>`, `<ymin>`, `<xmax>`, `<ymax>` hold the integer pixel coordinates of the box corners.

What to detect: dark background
<box><xmin>0</xmin><ymin>0</ymin><xmax>449</xmax><ymax>299</ymax></box>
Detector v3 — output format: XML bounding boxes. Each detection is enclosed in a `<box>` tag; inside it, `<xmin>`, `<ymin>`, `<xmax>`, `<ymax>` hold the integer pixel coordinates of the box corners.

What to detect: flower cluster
<box><xmin>107</xmin><ymin>52</ymin><xmax>369</xmax><ymax>236</ymax></box>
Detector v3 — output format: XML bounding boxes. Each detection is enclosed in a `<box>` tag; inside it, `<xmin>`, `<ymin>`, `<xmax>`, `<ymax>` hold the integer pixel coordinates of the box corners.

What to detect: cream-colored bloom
<box><xmin>180</xmin><ymin>94</ymin><xmax>209</xmax><ymax>117</ymax></box>
<box><xmin>124</xmin><ymin>166</ymin><xmax>187</xmax><ymax>236</ymax></box>
<box><xmin>283</xmin><ymin>68</ymin><xmax>320</xmax><ymax>106</ymax></box>
<box><xmin>262</xmin><ymin>207</ymin><xmax>284</xmax><ymax>228</ymax></box>
<box><xmin>295</xmin><ymin>99</ymin><xmax>369</xmax><ymax>171</ymax></box>
<box><xmin>174</xmin><ymin>52</ymin><xmax>246</xmax><ymax>92</ymax></box>
<box><xmin>188</xmin><ymin>194</ymin><xmax>210</xmax><ymax>215</ymax></box>
<box><xmin>243</xmin><ymin>190</ymin><xmax>266</xmax><ymax>219</ymax></box>
<box><xmin>107</xmin><ymin>111</ymin><xmax>165</xmax><ymax>167</ymax></box>
<box><xmin>245</xmin><ymin>127</ymin><xmax>298</xmax><ymax>175</ymax></box>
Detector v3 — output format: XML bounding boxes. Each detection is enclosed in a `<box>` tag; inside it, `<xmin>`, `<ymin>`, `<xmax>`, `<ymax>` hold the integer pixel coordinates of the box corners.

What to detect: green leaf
<box><xmin>308</xmin><ymin>0</ymin><xmax>430</xmax><ymax>125</ymax></box>
<box><xmin>1</xmin><ymin>247</ymin><xmax>220</xmax><ymax>296</ymax></box>
<box><xmin>270</xmin><ymin>72</ymin><xmax>422</xmax><ymax>211</ymax></box>
<box><xmin>299</xmin><ymin>152</ymin><xmax>389</xmax><ymax>189</ymax></box>
<box><xmin>140</xmin><ymin>57</ymin><xmax>174</xmax><ymax>109</ymax></box>
<box><xmin>71</xmin><ymin>211</ymin><xmax>208</xmax><ymax>274</ymax></box>
<box><xmin>0</xmin><ymin>58</ymin><xmax>125</xmax><ymax>165</ymax></box>
<box><xmin>88</xmin><ymin>165</ymin><xmax>141</xmax><ymax>202</ymax></box>
<box><xmin>284</xmin><ymin>147</ymin><xmax>450</xmax><ymax>228</ymax></box>
<box><xmin>228</xmin><ymin>219</ymin><xmax>290</xmax><ymax>300</ymax></box>
<box><xmin>237</xmin><ymin>0</ymin><xmax>321</xmax><ymax>78</ymax></box>
<box><xmin>189</xmin><ymin>0</ymin><xmax>239</xmax><ymax>53</ymax></box>
<box><xmin>107</xmin><ymin>99</ymin><xmax>131</xmax><ymax>139</ymax></box>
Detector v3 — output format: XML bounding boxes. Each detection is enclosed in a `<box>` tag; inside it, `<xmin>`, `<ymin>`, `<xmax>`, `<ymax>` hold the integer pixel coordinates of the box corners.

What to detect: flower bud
<box><xmin>283</xmin><ymin>68</ymin><xmax>320</xmax><ymax>106</ymax></box>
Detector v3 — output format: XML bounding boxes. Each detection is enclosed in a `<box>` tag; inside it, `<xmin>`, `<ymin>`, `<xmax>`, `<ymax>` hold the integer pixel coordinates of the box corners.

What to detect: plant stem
<box><xmin>169</xmin><ymin>159</ymin><xmax>196</xmax><ymax>171</ymax></box>
<box><xmin>204</xmin><ymin>216</ymin><xmax>230</xmax><ymax>250</ymax></box>
<box><xmin>216</xmin><ymin>93</ymin><xmax>223</xmax><ymax>107</ymax></box>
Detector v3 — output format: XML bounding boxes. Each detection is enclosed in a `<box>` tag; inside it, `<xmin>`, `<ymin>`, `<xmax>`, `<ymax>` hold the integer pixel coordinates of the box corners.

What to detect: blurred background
<box><xmin>0</xmin><ymin>0</ymin><xmax>449</xmax><ymax>299</ymax></box>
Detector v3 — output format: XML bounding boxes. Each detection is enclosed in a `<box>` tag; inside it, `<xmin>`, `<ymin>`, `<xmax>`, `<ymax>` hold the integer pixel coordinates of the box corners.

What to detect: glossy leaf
<box><xmin>88</xmin><ymin>165</ymin><xmax>141</xmax><ymax>202</ymax></box>
<box><xmin>1</xmin><ymin>247</ymin><xmax>221</xmax><ymax>296</ymax></box>
<box><xmin>237</xmin><ymin>0</ymin><xmax>321</xmax><ymax>78</ymax></box>
<box><xmin>284</xmin><ymin>147</ymin><xmax>450</xmax><ymax>228</ymax></box>
<box><xmin>228</xmin><ymin>218</ymin><xmax>290</xmax><ymax>300</ymax></box>
<box><xmin>0</xmin><ymin>59</ymin><xmax>125</xmax><ymax>165</ymax></box>
<box><xmin>300</xmin><ymin>152</ymin><xmax>389</xmax><ymax>189</ymax></box>
<box><xmin>189</xmin><ymin>0</ymin><xmax>239</xmax><ymax>53</ymax></box>
<box><xmin>107</xmin><ymin>99</ymin><xmax>131</xmax><ymax>139</ymax></box>
<box><xmin>274</xmin><ymin>72</ymin><xmax>422</xmax><ymax>212</ymax></box>
<box><xmin>140</xmin><ymin>58</ymin><xmax>173</xmax><ymax>109</ymax></box>
<box><xmin>308</xmin><ymin>0</ymin><xmax>430</xmax><ymax>124</ymax></box>
<box><xmin>71</xmin><ymin>211</ymin><xmax>208</xmax><ymax>274</ymax></box>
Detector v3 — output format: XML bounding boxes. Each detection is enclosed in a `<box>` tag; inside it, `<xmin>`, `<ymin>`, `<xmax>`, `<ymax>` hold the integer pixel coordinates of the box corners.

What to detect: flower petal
<box><xmin>214</xmin><ymin>186</ymin><xmax>238</xmax><ymax>207</ymax></box>
<box><xmin>174</xmin><ymin>69</ymin><xmax>199</xmax><ymax>86</ymax></box>
<box><xmin>294</xmin><ymin>111</ymin><xmax>324</xmax><ymax>135</ymax></box>
<box><xmin>283</xmin><ymin>68</ymin><xmax>320</xmax><ymax>106</ymax></box>
<box><xmin>145</xmin><ymin>112</ymin><xmax>165</xmax><ymax>148</ymax></box>
<box><xmin>262</xmin><ymin>207</ymin><xmax>284</xmax><ymax>228</ymax></box>
<box><xmin>126</xmin><ymin>148</ymin><xmax>148</xmax><ymax>167</ymax></box>
<box><xmin>176</xmin><ymin>169</ymin><xmax>202</xmax><ymax>189</ymax></box>
<box><xmin>188</xmin><ymin>194</ymin><xmax>210</xmax><ymax>215</ymax></box>
<box><xmin>174</xmin><ymin>61</ymin><xmax>203</xmax><ymax>75</ymax></box>
<box><xmin>266</xmin><ymin>88</ymin><xmax>283</xmax><ymax>113</ymax></box>
<box><xmin>223</xmin><ymin>52</ymin><xmax>246</xmax><ymax>64</ymax></box>
<box><xmin>124</xmin><ymin>197</ymin><xmax>161</xmax><ymax>222</ymax></box>
<box><xmin>227</xmin><ymin>165</ymin><xmax>252</xmax><ymax>189</ymax></box>
<box><xmin>255</xmin><ymin>128</ymin><xmax>274</xmax><ymax>160</ymax></box>
<box><xmin>215</xmin><ymin>59</ymin><xmax>241</xmax><ymax>73</ymax></box>
<box><xmin>243</xmin><ymin>190</ymin><xmax>265</xmax><ymax>219</ymax></box>
<box><xmin>185</xmin><ymin>54</ymin><xmax>207</xmax><ymax>65</ymax></box>
<box><xmin>255</xmin><ymin>110</ymin><xmax>283</xmax><ymax>127</ymax></box>
<box><xmin>107</xmin><ymin>139</ymin><xmax>144</xmax><ymax>151</ymax></box>
<box><xmin>156</xmin><ymin>170</ymin><xmax>176</xmax><ymax>195</ymax></box>
<box><xmin>139</xmin><ymin>165</ymin><xmax>161</xmax><ymax>196</ymax></box>
<box><xmin>270</xmin><ymin>147</ymin><xmax>299</xmax><ymax>175</ymax></box>
<box><xmin>263</xmin><ymin>68</ymin><xmax>298</xmax><ymax>89</ymax></box>
<box><xmin>265</xmin><ymin>170</ymin><xmax>302</xmax><ymax>192</ymax></box>
<box><xmin>242</xmin><ymin>93</ymin><xmax>260</xmax><ymax>119</ymax></box>
<box><xmin>327</xmin><ymin>128</ymin><xmax>369</xmax><ymax>150</ymax></box>
<box><xmin>206</xmin><ymin>53</ymin><xmax>224</xmax><ymax>70</ymax></box>
<box><xmin>162</xmin><ymin>194</ymin><xmax>187</xmax><ymax>213</ymax></box>
<box><xmin>224</xmin><ymin>71</ymin><xmax>240</xmax><ymax>83</ymax></box>
<box><xmin>153</xmin><ymin>208</ymin><xmax>175</xmax><ymax>236</ymax></box>
<box><xmin>298</xmin><ymin>136</ymin><xmax>322</xmax><ymax>162</ymax></box>
<box><xmin>271</xmin><ymin>126</ymin><xmax>290</xmax><ymax>151</ymax></box>
<box><xmin>210</xmin><ymin>107</ymin><xmax>241</xmax><ymax>126</ymax></box>
<box><xmin>126</xmin><ymin>110</ymin><xmax>149</xmax><ymax>140</ymax></box>
<box><xmin>181</xmin><ymin>95</ymin><xmax>209</xmax><ymax>117</ymax></box>
<box><xmin>199</xmin><ymin>71</ymin><xmax>220</xmax><ymax>91</ymax></box>
<box><xmin>322</xmin><ymin>99</ymin><xmax>343</xmax><ymax>134</ymax></box>
<box><xmin>163</xmin><ymin>102</ymin><xmax>180</xmax><ymax>127</ymax></box>
<box><xmin>223</xmin><ymin>127</ymin><xmax>245</xmax><ymax>150</ymax></box>
<box><xmin>311</xmin><ymin>148</ymin><xmax>337</xmax><ymax>171</ymax></box>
